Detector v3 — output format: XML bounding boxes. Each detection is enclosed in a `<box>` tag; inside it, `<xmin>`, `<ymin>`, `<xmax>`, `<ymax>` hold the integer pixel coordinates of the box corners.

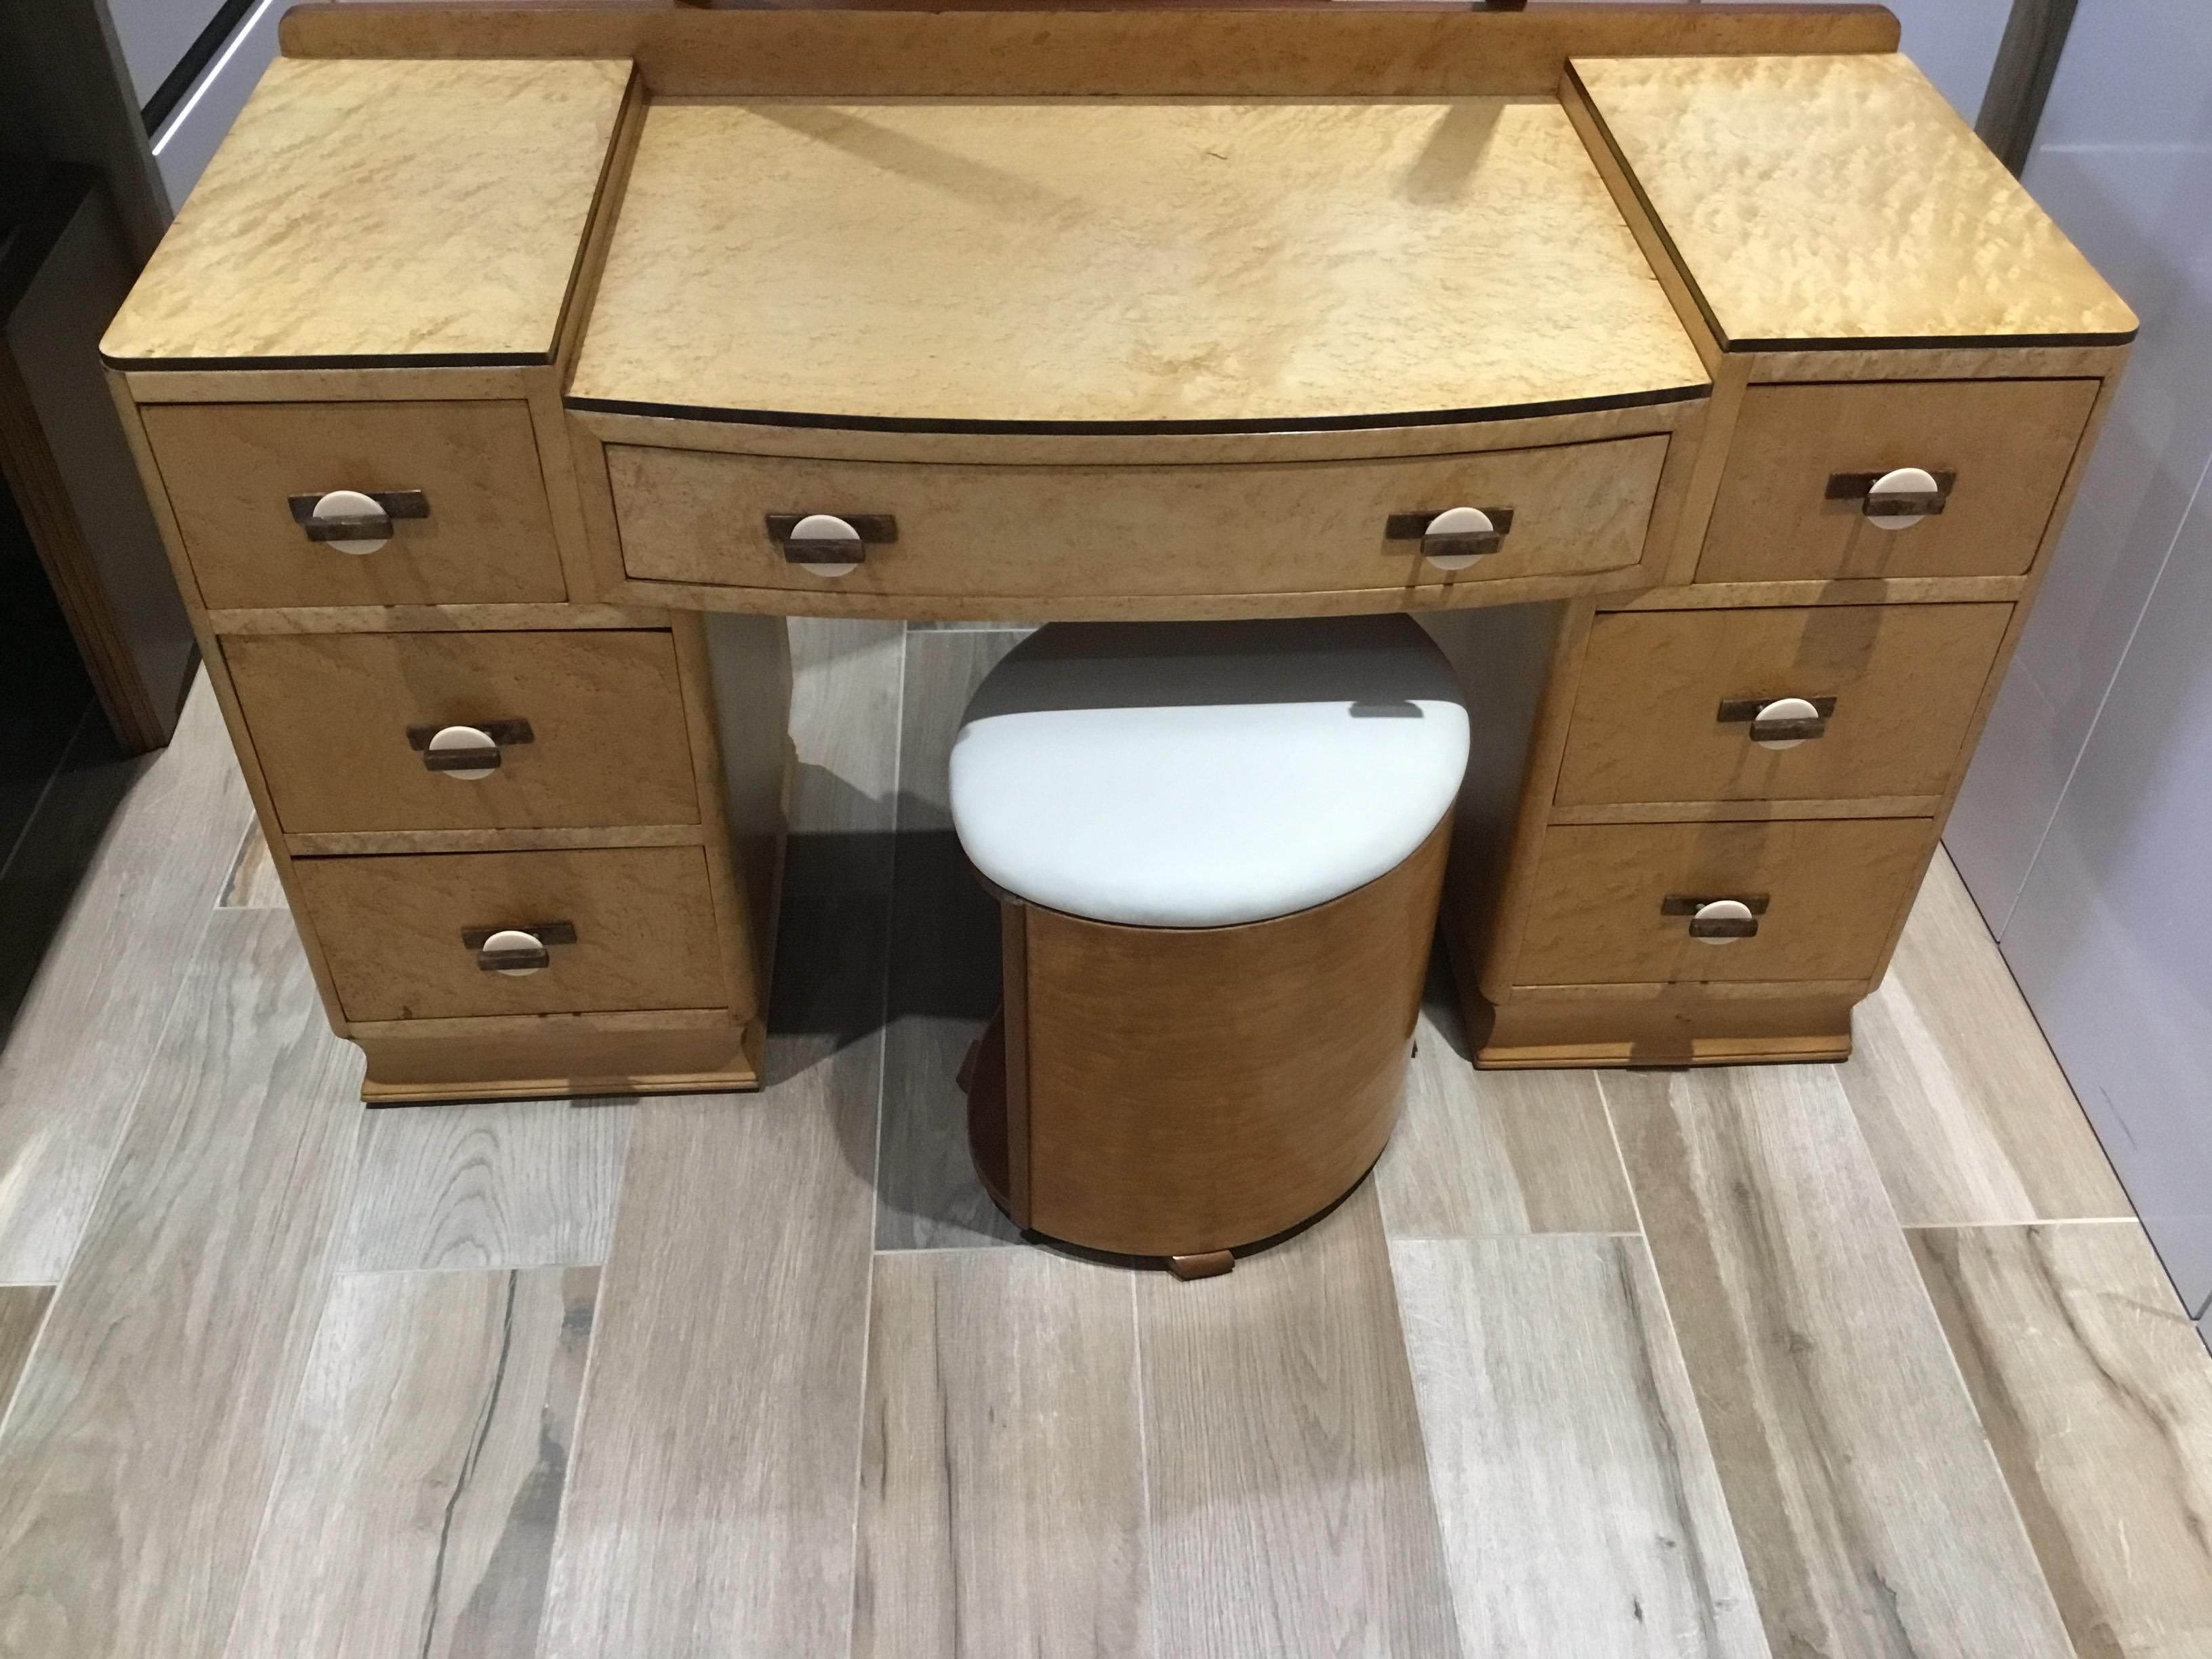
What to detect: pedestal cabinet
<box><xmin>98</xmin><ymin>7</ymin><xmax>2132</xmax><ymax>1099</ymax></box>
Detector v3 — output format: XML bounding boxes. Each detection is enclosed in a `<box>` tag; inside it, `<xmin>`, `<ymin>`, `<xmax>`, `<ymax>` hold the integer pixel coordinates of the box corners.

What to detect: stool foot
<box><xmin>1167</xmin><ymin>1250</ymin><xmax>1235</xmax><ymax>1281</ymax></box>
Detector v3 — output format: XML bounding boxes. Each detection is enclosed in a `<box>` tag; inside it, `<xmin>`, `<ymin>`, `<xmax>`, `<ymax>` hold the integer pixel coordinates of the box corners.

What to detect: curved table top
<box><xmin>568</xmin><ymin>96</ymin><xmax>1710</xmax><ymax>434</ymax></box>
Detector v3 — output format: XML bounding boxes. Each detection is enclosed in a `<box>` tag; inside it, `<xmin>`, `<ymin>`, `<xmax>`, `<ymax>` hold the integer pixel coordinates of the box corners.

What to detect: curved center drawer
<box><xmin>224</xmin><ymin>630</ymin><xmax>700</xmax><ymax>833</ymax></box>
<box><xmin>605</xmin><ymin>434</ymin><xmax>1668</xmax><ymax>599</ymax></box>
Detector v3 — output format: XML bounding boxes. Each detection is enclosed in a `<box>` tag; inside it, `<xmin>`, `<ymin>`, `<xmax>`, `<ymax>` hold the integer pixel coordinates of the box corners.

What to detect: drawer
<box><xmin>224</xmin><ymin>630</ymin><xmax>699</xmax><ymax>833</ymax></box>
<box><xmin>293</xmin><ymin>846</ymin><xmax>728</xmax><ymax>1022</ymax></box>
<box><xmin>1555</xmin><ymin>603</ymin><xmax>2011</xmax><ymax>807</ymax></box>
<box><xmin>1699</xmin><ymin>380</ymin><xmax>2097</xmax><ymax>583</ymax></box>
<box><xmin>605</xmin><ymin>435</ymin><xmax>1669</xmax><ymax>599</ymax></box>
<box><xmin>1513</xmin><ymin>819</ymin><xmax>1933</xmax><ymax>986</ymax></box>
<box><xmin>141</xmin><ymin>400</ymin><xmax>567</xmax><ymax>607</ymax></box>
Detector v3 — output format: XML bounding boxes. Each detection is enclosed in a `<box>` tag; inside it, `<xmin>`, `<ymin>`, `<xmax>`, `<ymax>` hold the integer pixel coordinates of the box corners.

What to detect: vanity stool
<box><xmin>949</xmin><ymin>616</ymin><xmax>1467</xmax><ymax>1278</ymax></box>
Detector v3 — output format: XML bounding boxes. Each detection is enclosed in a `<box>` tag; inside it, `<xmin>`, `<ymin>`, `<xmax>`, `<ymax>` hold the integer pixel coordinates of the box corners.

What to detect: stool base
<box><xmin>960</xmin><ymin>819</ymin><xmax>1447</xmax><ymax>1267</ymax></box>
<box><xmin>1167</xmin><ymin>1251</ymin><xmax>1235</xmax><ymax>1281</ymax></box>
<box><xmin>964</xmin><ymin>1013</ymin><xmax>1395</xmax><ymax>1276</ymax></box>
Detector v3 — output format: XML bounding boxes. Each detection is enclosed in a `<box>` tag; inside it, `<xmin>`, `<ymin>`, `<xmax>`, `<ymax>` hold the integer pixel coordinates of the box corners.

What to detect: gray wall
<box><xmin>147</xmin><ymin>0</ymin><xmax>283</xmax><ymax>205</ymax></box>
<box><xmin>104</xmin><ymin>0</ymin><xmax>228</xmax><ymax>106</ymax></box>
<box><xmin>1882</xmin><ymin>0</ymin><xmax>2016</xmax><ymax>123</ymax></box>
<box><xmin>0</xmin><ymin>0</ymin><xmax>169</xmax><ymax>256</ymax></box>
<box><xmin>1945</xmin><ymin>0</ymin><xmax>2212</xmax><ymax>1322</ymax></box>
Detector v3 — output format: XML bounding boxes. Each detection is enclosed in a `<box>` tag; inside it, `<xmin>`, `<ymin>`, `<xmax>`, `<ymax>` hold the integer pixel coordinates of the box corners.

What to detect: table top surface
<box><xmin>568</xmin><ymin>96</ymin><xmax>1710</xmax><ymax>432</ymax></box>
<box><xmin>100</xmin><ymin>56</ymin><xmax>632</xmax><ymax>369</ymax></box>
<box><xmin>100</xmin><ymin>44</ymin><xmax>2135</xmax><ymax>391</ymax></box>
<box><xmin>1572</xmin><ymin>53</ymin><xmax>2137</xmax><ymax>351</ymax></box>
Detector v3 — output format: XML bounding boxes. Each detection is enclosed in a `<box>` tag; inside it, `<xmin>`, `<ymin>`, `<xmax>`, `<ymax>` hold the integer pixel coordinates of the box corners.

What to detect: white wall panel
<box><xmin>106</xmin><ymin>0</ymin><xmax>228</xmax><ymax>109</ymax></box>
<box><xmin>1885</xmin><ymin>0</ymin><xmax>2013</xmax><ymax>123</ymax></box>
<box><xmin>148</xmin><ymin>0</ymin><xmax>282</xmax><ymax>208</ymax></box>
<box><xmin>1949</xmin><ymin>0</ymin><xmax>2212</xmax><ymax>1313</ymax></box>
<box><xmin>1950</xmin><ymin>140</ymin><xmax>2212</xmax><ymax>923</ymax></box>
<box><xmin>2029</xmin><ymin>0</ymin><xmax>2212</xmax><ymax>149</ymax></box>
<box><xmin>1999</xmin><ymin>482</ymin><xmax>2212</xmax><ymax>1307</ymax></box>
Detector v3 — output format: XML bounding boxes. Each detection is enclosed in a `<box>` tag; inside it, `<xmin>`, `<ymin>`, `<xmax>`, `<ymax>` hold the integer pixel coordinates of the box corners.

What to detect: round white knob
<box><xmin>1422</xmin><ymin>506</ymin><xmax>1494</xmax><ymax>572</ymax></box>
<box><xmin>1752</xmin><ymin>696</ymin><xmax>1822</xmax><ymax>752</ymax></box>
<box><xmin>481</xmin><ymin>928</ymin><xmax>546</xmax><ymax>977</ymax></box>
<box><xmin>308</xmin><ymin>489</ymin><xmax>390</xmax><ymax>555</ymax></box>
<box><xmin>427</xmin><ymin>724</ymin><xmax>499</xmax><ymax>781</ymax></box>
<box><xmin>791</xmin><ymin>512</ymin><xmax>863</xmax><ymax>579</ymax></box>
<box><xmin>1692</xmin><ymin>899</ymin><xmax>1755</xmax><ymax>945</ymax></box>
<box><xmin>1865</xmin><ymin>467</ymin><xmax>1940</xmax><ymax>531</ymax></box>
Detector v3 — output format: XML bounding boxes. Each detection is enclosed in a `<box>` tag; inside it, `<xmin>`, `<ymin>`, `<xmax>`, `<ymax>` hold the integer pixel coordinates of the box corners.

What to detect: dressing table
<box><xmin>100</xmin><ymin>4</ymin><xmax>2133</xmax><ymax>1103</ymax></box>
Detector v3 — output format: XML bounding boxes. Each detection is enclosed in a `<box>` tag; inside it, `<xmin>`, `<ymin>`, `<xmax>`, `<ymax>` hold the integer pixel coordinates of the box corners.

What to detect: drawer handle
<box><xmin>768</xmin><ymin>512</ymin><xmax>898</xmax><ymax>578</ymax></box>
<box><xmin>1662</xmin><ymin>893</ymin><xmax>1769</xmax><ymax>943</ymax></box>
<box><xmin>1717</xmin><ymin>695</ymin><xmax>1835</xmax><ymax>750</ymax></box>
<box><xmin>463</xmin><ymin>920</ymin><xmax>577</xmax><ymax>976</ymax></box>
<box><xmin>1386</xmin><ymin>506</ymin><xmax>1516</xmax><ymax>571</ymax></box>
<box><xmin>289</xmin><ymin>489</ymin><xmax>430</xmax><ymax>555</ymax></box>
<box><xmin>1826</xmin><ymin>468</ymin><xmax>1954</xmax><ymax>529</ymax></box>
<box><xmin>407</xmin><ymin>719</ymin><xmax>535</xmax><ymax>780</ymax></box>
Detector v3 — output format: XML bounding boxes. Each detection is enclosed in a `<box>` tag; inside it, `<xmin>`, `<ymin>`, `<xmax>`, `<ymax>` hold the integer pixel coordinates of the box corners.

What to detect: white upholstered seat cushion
<box><xmin>947</xmin><ymin>617</ymin><xmax>1469</xmax><ymax>928</ymax></box>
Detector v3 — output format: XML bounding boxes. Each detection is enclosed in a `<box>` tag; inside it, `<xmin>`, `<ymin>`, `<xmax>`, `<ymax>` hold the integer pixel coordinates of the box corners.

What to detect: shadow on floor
<box><xmin>776</xmin><ymin>826</ymin><xmax>1003</xmax><ymax>1033</ymax></box>
<box><xmin>773</xmin><ymin>815</ymin><xmax>1485</xmax><ymax>1252</ymax></box>
<box><xmin>0</xmin><ymin>710</ymin><xmax>142</xmax><ymax>1044</ymax></box>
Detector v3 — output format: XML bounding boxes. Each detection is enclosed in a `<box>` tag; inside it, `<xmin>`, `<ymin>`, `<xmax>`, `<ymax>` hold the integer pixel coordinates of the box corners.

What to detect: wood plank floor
<box><xmin>1911</xmin><ymin>1221</ymin><xmax>2212</xmax><ymax>1659</ymax></box>
<box><xmin>0</xmin><ymin>905</ymin><xmax>362</xmax><ymax>1659</ymax></box>
<box><xmin>0</xmin><ymin>1287</ymin><xmax>50</xmax><ymax>1421</ymax></box>
<box><xmin>854</xmin><ymin>1249</ymin><xmax>1147</xmax><ymax>1659</ymax></box>
<box><xmin>0</xmin><ymin>634</ymin><xmax>2201</xmax><ymax>1659</ymax></box>
<box><xmin>785</xmin><ymin>617</ymin><xmax>905</xmax><ymax>898</ymax></box>
<box><xmin>1139</xmin><ymin>1183</ymin><xmax>1461</xmax><ymax>1659</ymax></box>
<box><xmin>535</xmin><ymin>891</ymin><xmax>886</xmax><ymax>1659</ymax></box>
<box><xmin>1606</xmin><ymin>1065</ymin><xmax>2076</xmax><ymax>1659</ymax></box>
<box><xmin>218</xmin><ymin>825</ymin><xmax>287</xmax><ymax>909</ymax></box>
<box><xmin>341</xmin><ymin>1098</ymin><xmax>633</xmax><ymax>1273</ymax></box>
<box><xmin>1391</xmin><ymin>1233</ymin><xmax>1765</xmax><ymax>1659</ymax></box>
<box><xmin>1377</xmin><ymin>960</ymin><xmax>1637</xmax><ymax>1240</ymax></box>
<box><xmin>0</xmin><ymin>680</ymin><xmax>252</xmax><ymax>1284</ymax></box>
<box><xmin>224</xmin><ymin>1266</ymin><xmax>598</xmax><ymax>1659</ymax></box>
<box><xmin>1837</xmin><ymin>851</ymin><xmax>2133</xmax><ymax>1227</ymax></box>
<box><xmin>874</xmin><ymin>630</ymin><xmax>1025</xmax><ymax>1250</ymax></box>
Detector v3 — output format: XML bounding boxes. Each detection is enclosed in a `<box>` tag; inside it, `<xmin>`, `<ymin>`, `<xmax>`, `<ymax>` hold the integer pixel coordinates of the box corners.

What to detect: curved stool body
<box><xmin>951</xmin><ymin>617</ymin><xmax>1467</xmax><ymax>1270</ymax></box>
<box><xmin>970</xmin><ymin>819</ymin><xmax>1448</xmax><ymax>1261</ymax></box>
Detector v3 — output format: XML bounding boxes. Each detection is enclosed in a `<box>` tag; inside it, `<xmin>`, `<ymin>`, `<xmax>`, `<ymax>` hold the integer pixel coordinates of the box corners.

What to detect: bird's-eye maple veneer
<box><xmin>100</xmin><ymin>5</ymin><xmax>2134</xmax><ymax>1099</ymax></box>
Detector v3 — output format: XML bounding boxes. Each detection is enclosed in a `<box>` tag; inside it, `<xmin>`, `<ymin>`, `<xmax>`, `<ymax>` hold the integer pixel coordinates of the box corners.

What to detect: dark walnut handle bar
<box><xmin>288</xmin><ymin>489</ymin><xmax>430</xmax><ymax>542</ymax></box>
<box><xmin>405</xmin><ymin>719</ymin><xmax>535</xmax><ymax>773</ymax></box>
<box><xmin>767</xmin><ymin>512</ymin><xmax>899</xmax><ymax>564</ymax></box>
<box><xmin>1715</xmin><ymin>696</ymin><xmax>1837</xmax><ymax>743</ymax></box>
<box><xmin>1826</xmin><ymin>471</ymin><xmax>1955</xmax><ymax>518</ymax></box>
<box><xmin>1661</xmin><ymin>893</ymin><xmax>1769</xmax><ymax>941</ymax></box>
<box><xmin>1385</xmin><ymin>507</ymin><xmax>1516</xmax><ymax>561</ymax></box>
<box><xmin>462</xmin><ymin>920</ymin><xmax>577</xmax><ymax>973</ymax></box>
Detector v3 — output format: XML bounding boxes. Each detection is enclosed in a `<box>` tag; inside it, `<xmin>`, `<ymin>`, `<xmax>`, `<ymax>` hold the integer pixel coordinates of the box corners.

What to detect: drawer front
<box><xmin>225</xmin><ymin>630</ymin><xmax>699</xmax><ymax>833</ymax></box>
<box><xmin>1515</xmin><ymin>819</ymin><xmax>1933</xmax><ymax>986</ymax></box>
<box><xmin>1555</xmin><ymin>603</ymin><xmax>2011</xmax><ymax>807</ymax></box>
<box><xmin>294</xmin><ymin>846</ymin><xmax>728</xmax><ymax>1022</ymax></box>
<box><xmin>1700</xmin><ymin>380</ymin><xmax>2097</xmax><ymax>583</ymax></box>
<box><xmin>606</xmin><ymin>435</ymin><xmax>1668</xmax><ymax>598</ymax></box>
<box><xmin>142</xmin><ymin>400</ymin><xmax>567</xmax><ymax>607</ymax></box>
